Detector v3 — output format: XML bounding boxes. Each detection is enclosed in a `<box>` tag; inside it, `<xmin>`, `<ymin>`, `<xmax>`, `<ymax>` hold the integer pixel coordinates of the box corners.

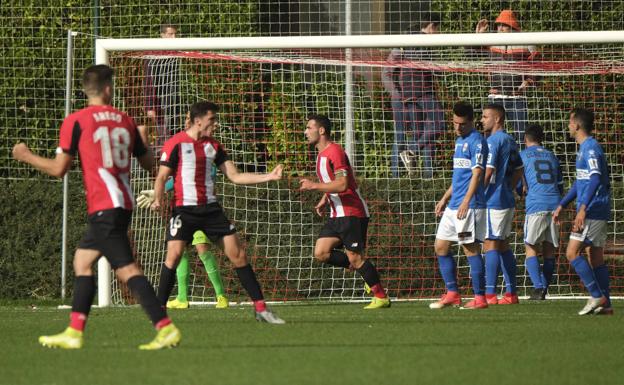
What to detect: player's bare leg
<box><xmin>220</xmin><ymin>233</ymin><xmax>285</xmax><ymax>324</ymax></box>
<box><xmin>314</xmin><ymin>237</ymin><xmax>349</xmax><ymax>267</ymax></box>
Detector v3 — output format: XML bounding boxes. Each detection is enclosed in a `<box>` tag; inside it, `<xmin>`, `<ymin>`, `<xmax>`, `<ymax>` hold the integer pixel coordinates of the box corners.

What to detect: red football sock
<box><xmin>69</xmin><ymin>312</ymin><xmax>87</xmax><ymax>332</ymax></box>
<box><xmin>370</xmin><ymin>283</ymin><xmax>387</xmax><ymax>299</ymax></box>
<box><xmin>254</xmin><ymin>300</ymin><xmax>267</xmax><ymax>312</ymax></box>
<box><xmin>155</xmin><ymin>317</ymin><xmax>172</xmax><ymax>330</ymax></box>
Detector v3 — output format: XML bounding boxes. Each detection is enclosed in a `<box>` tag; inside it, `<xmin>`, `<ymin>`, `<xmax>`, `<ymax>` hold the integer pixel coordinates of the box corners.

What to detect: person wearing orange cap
<box><xmin>475</xmin><ymin>10</ymin><xmax>539</xmax><ymax>147</ymax></box>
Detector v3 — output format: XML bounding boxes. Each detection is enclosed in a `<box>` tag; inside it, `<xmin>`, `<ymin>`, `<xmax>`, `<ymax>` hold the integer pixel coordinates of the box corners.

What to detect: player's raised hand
<box><xmin>268</xmin><ymin>164</ymin><xmax>283</xmax><ymax>181</ymax></box>
<box><xmin>136</xmin><ymin>190</ymin><xmax>155</xmax><ymax>209</ymax></box>
<box><xmin>315</xmin><ymin>195</ymin><xmax>328</xmax><ymax>217</ymax></box>
<box><xmin>476</xmin><ymin>19</ymin><xmax>489</xmax><ymax>33</ymax></box>
<box><xmin>299</xmin><ymin>178</ymin><xmax>317</xmax><ymax>191</ymax></box>
<box><xmin>12</xmin><ymin>142</ymin><xmax>32</xmax><ymax>162</ymax></box>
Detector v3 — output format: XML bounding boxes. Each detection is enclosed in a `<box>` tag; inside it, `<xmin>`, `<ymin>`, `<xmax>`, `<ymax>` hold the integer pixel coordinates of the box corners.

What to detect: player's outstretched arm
<box><xmin>218</xmin><ymin>161</ymin><xmax>283</xmax><ymax>185</ymax></box>
<box><xmin>12</xmin><ymin>143</ymin><xmax>73</xmax><ymax>178</ymax></box>
<box><xmin>300</xmin><ymin>172</ymin><xmax>348</xmax><ymax>193</ymax></box>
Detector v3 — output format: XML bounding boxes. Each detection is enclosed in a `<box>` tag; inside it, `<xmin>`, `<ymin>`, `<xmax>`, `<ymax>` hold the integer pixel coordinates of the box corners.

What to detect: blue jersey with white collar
<box><xmin>576</xmin><ymin>137</ymin><xmax>610</xmax><ymax>220</ymax></box>
<box><xmin>485</xmin><ymin>130</ymin><xmax>520</xmax><ymax>209</ymax></box>
<box><xmin>449</xmin><ymin>129</ymin><xmax>488</xmax><ymax>209</ymax></box>
<box><xmin>520</xmin><ymin>145</ymin><xmax>562</xmax><ymax>214</ymax></box>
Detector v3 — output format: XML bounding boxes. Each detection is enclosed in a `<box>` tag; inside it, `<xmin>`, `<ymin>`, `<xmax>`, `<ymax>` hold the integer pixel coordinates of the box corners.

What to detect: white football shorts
<box><xmin>570</xmin><ymin>219</ymin><xmax>608</xmax><ymax>248</ymax></box>
<box><xmin>485</xmin><ymin>208</ymin><xmax>514</xmax><ymax>240</ymax></box>
<box><xmin>524</xmin><ymin>211</ymin><xmax>559</xmax><ymax>247</ymax></box>
<box><xmin>436</xmin><ymin>207</ymin><xmax>486</xmax><ymax>245</ymax></box>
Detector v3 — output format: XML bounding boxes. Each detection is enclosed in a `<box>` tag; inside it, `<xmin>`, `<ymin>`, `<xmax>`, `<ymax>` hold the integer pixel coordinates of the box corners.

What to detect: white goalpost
<box><xmin>92</xmin><ymin>31</ymin><xmax>624</xmax><ymax>307</ymax></box>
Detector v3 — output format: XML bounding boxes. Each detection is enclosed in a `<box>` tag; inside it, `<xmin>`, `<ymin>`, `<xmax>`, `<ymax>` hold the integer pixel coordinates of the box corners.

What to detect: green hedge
<box><xmin>0</xmin><ymin>177</ymin><xmax>86</xmax><ymax>299</ymax></box>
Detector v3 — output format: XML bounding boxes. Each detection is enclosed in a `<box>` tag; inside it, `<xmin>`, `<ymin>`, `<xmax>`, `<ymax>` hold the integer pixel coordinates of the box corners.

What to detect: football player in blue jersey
<box><xmin>520</xmin><ymin>124</ymin><xmax>562</xmax><ymax>300</ymax></box>
<box><xmin>481</xmin><ymin>104</ymin><xmax>523</xmax><ymax>305</ymax></box>
<box><xmin>429</xmin><ymin>102</ymin><xmax>489</xmax><ymax>310</ymax></box>
<box><xmin>553</xmin><ymin>108</ymin><xmax>612</xmax><ymax>315</ymax></box>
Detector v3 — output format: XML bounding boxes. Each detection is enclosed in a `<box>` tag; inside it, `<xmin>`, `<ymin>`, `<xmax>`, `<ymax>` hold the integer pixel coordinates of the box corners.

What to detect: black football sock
<box><xmin>326</xmin><ymin>249</ymin><xmax>350</xmax><ymax>268</ymax></box>
<box><xmin>157</xmin><ymin>264</ymin><xmax>177</xmax><ymax>306</ymax></box>
<box><xmin>71</xmin><ymin>276</ymin><xmax>96</xmax><ymax>315</ymax></box>
<box><xmin>128</xmin><ymin>275</ymin><xmax>168</xmax><ymax>326</ymax></box>
<box><xmin>235</xmin><ymin>264</ymin><xmax>264</xmax><ymax>302</ymax></box>
<box><xmin>356</xmin><ymin>260</ymin><xmax>381</xmax><ymax>287</ymax></box>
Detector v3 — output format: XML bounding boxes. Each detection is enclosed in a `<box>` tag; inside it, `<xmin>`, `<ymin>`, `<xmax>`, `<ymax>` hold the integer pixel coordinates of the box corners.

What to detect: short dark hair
<box><xmin>484</xmin><ymin>103</ymin><xmax>506</xmax><ymax>122</ymax></box>
<box><xmin>453</xmin><ymin>101</ymin><xmax>474</xmax><ymax>121</ymax></box>
<box><xmin>525</xmin><ymin>124</ymin><xmax>544</xmax><ymax>143</ymax></box>
<box><xmin>308</xmin><ymin>114</ymin><xmax>332</xmax><ymax>136</ymax></box>
<box><xmin>82</xmin><ymin>64</ymin><xmax>114</xmax><ymax>96</ymax></box>
<box><xmin>571</xmin><ymin>108</ymin><xmax>594</xmax><ymax>133</ymax></box>
<box><xmin>190</xmin><ymin>101</ymin><xmax>219</xmax><ymax>122</ymax></box>
<box><xmin>160</xmin><ymin>24</ymin><xmax>177</xmax><ymax>34</ymax></box>
<box><xmin>419</xmin><ymin>12</ymin><xmax>442</xmax><ymax>30</ymax></box>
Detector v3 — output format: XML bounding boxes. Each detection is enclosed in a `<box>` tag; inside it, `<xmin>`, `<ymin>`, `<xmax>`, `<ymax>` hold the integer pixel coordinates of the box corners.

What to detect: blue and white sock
<box><xmin>500</xmin><ymin>249</ymin><xmax>517</xmax><ymax>294</ymax></box>
<box><xmin>525</xmin><ymin>256</ymin><xmax>544</xmax><ymax>290</ymax></box>
<box><xmin>570</xmin><ymin>257</ymin><xmax>602</xmax><ymax>298</ymax></box>
<box><xmin>437</xmin><ymin>254</ymin><xmax>458</xmax><ymax>292</ymax></box>
<box><xmin>467</xmin><ymin>255</ymin><xmax>485</xmax><ymax>296</ymax></box>
<box><xmin>593</xmin><ymin>264</ymin><xmax>611</xmax><ymax>308</ymax></box>
<box><xmin>484</xmin><ymin>250</ymin><xmax>500</xmax><ymax>295</ymax></box>
<box><xmin>541</xmin><ymin>257</ymin><xmax>556</xmax><ymax>290</ymax></box>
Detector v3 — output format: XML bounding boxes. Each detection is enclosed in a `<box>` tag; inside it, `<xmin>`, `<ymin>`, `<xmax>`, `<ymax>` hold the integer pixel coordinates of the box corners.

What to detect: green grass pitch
<box><xmin>1</xmin><ymin>301</ymin><xmax>623</xmax><ymax>385</ymax></box>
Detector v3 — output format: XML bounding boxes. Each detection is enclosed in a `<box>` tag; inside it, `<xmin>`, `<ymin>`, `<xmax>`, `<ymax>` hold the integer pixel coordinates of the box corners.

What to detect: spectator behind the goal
<box><xmin>144</xmin><ymin>24</ymin><xmax>183</xmax><ymax>149</ymax></box>
<box><xmin>475</xmin><ymin>9</ymin><xmax>539</xmax><ymax>147</ymax></box>
<box><xmin>382</xmin><ymin>13</ymin><xmax>445</xmax><ymax>178</ymax></box>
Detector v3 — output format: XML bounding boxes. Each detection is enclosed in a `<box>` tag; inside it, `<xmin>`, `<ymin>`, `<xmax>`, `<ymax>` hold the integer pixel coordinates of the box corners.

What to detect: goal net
<box><xmin>96</xmin><ymin>33</ymin><xmax>624</xmax><ymax>305</ymax></box>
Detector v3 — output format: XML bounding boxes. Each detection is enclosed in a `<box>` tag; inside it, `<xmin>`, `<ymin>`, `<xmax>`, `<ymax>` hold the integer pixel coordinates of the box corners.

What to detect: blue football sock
<box><xmin>570</xmin><ymin>257</ymin><xmax>602</xmax><ymax>298</ymax></box>
<box><xmin>499</xmin><ymin>249</ymin><xmax>517</xmax><ymax>294</ymax></box>
<box><xmin>437</xmin><ymin>254</ymin><xmax>458</xmax><ymax>292</ymax></box>
<box><xmin>484</xmin><ymin>250</ymin><xmax>500</xmax><ymax>295</ymax></box>
<box><xmin>525</xmin><ymin>256</ymin><xmax>544</xmax><ymax>290</ymax></box>
<box><xmin>593</xmin><ymin>264</ymin><xmax>611</xmax><ymax>308</ymax></box>
<box><xmin>541</xmin><ymin>257</ymin><xmax>556</xmax><ymax>289</ymax></box>
<box><xmin>467</xmin><ymin>255</ymin><xmax>485</xmax><ymax>296</ymax></box>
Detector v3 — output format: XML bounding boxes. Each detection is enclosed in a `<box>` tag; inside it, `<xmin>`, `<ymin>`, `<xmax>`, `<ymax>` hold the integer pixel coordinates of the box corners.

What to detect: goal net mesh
<box><xmin>108</xmin><ymin>42</ymin><xmax>624</xmax><ymax>304</ymax></box>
